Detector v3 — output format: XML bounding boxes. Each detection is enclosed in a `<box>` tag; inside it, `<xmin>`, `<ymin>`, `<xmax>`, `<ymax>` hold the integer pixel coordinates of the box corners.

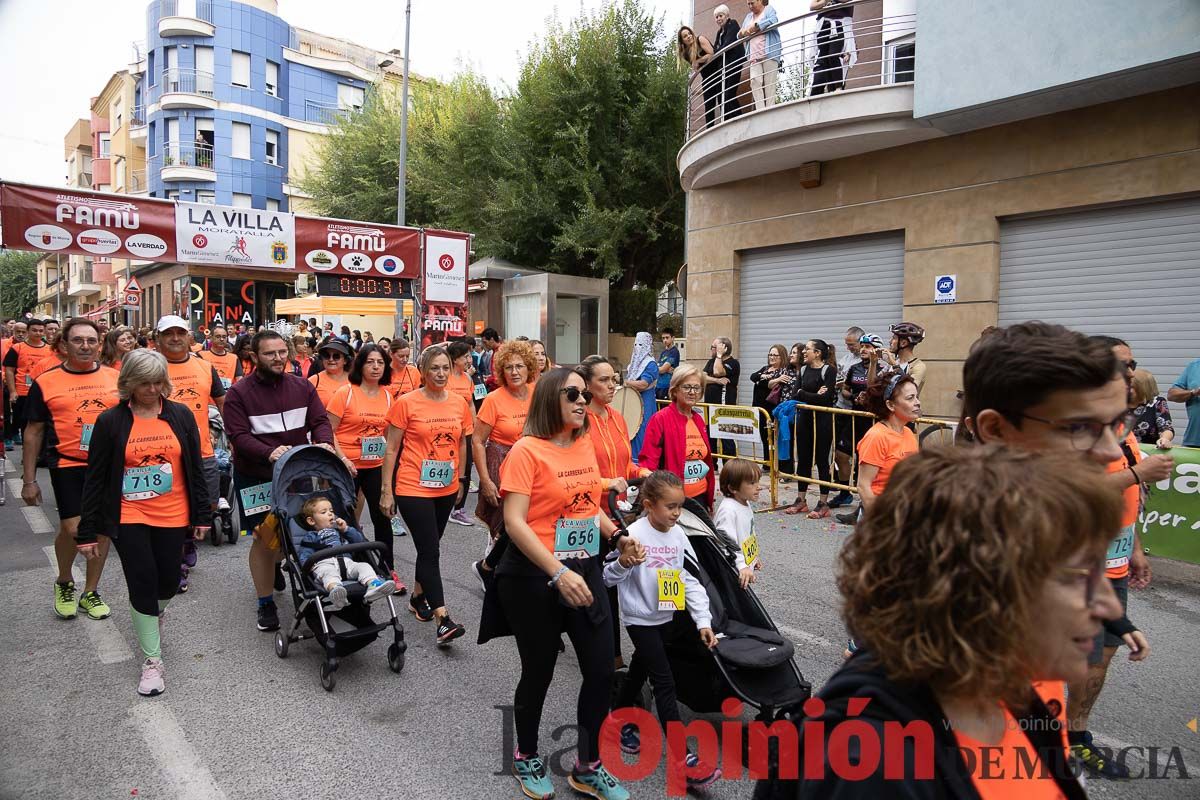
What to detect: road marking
<box><xmin>3</xmin><ymin>457</ymin><xmax>13</xmax><ymax>473</ymax></box>
<box><xmin>41</xmin><ymin>546</ymin><xmax>132</xmax><ymax>664</ymax></box>
<box><xmin>775</xmin><ymin>623</ymin><xmax>836</xmax><ymax>650</ymax></box>
<box><xmin>22</xmin><ymin>506</ymin><xmax>54</xmax><ymax>534</ymax></box>
<box><xmin>7</xmin><ymin>477</ymin><xmax>23</xmax><ymax>497</ymax></box>
<box><xmin>129</xmin><ymin>704</ymin><xmax>229</xmax><ymax>800</ymax></box>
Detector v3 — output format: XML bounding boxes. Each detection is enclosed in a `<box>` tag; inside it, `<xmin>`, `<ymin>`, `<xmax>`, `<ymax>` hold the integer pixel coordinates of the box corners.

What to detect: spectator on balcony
<box><xmin>193</xmin><ymin>131</ymin><xmax>212</xmax><ymax>169</ymax></box>
<box><xmin>712</xmin><ymin>4</ymin><xmax>746</xmax><ymax>123</ymax></box>
<box><xmin>677</xmin><ymin>26</ymin><xmax>722</xmax><ymax>129</ymax></box>
<box><xmin>739</xmin><ymin>0</ymin><xmax>781</xmax><ymax>110</ymax></box>
<box><xmin>810</xmin><ymin>0</ymin><xmax>858</xmax><ymax>96</ymax></box>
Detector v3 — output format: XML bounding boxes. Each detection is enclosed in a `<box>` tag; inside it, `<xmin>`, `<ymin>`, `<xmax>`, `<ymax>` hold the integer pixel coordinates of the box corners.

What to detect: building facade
<box><xmin>680</xmin><ymin>0</ymin><xmax>1200</xmax><ymax>419</ymax></box>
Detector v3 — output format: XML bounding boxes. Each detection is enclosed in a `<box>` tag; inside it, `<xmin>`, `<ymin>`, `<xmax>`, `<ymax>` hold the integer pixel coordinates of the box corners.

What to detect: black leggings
<box><xmin>112</xmin><ymin>524</ymin><xmax>188</xmax><ymax>616</ymax></box>
<box><xmin>395</xmin><ymin>493</ymin><xmax>455</xmax><ymax>609</ymax></box>
<box><xmin>355</xmin><ymin>467</ymin><xmax>393</xmax><ymax>570</ymax></box>
<box><xmin>796</xmin><ymin>409</ymin><xmax>834</xmax><ymax>496</ymax></box>
<box><xmin>455</xmin><ymin>434</ymin><xmax>473</xmax><ymax>511</ymax></box>
<box><xmin>616</xmin><ymin>622</ymin><xmax>687</xmax><ymax>728</ymax></box>
<box><xmin>498</xmin><ymin>572</ymin><xmax>614</xmax><ymax>762</ymax></box>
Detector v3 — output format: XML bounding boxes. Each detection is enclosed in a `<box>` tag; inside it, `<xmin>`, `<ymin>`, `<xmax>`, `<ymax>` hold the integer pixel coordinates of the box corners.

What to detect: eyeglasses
<box><xmin>1019</xmin><ymin>410</ymin><xmax>1134</xmax><ymax>451</ymax></box>
<box><xmin>1057</xmin><ymin>561</ymin><xmax>1106</xmax><ymax>605</ymax></box>
<box><xmin>560</xmin><ymin>387</ymin><xmax>593</xmax><ymax>404</ymax></box>
<box><xmin>679</xmin><ymin>384</ymin><xmax>703</xmax><ymax>394</ymax></box>
<box><xmin>504</xmin><ymin>363</ymin><xmax>527</xmax><ymax>373</ymax></box>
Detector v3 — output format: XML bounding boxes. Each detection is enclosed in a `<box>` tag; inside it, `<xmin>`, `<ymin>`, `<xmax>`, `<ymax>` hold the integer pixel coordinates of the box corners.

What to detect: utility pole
<box><xmin>396</xmin><ymin>0</ymin><xmax>412</xmax><ymax>228</ymax></box>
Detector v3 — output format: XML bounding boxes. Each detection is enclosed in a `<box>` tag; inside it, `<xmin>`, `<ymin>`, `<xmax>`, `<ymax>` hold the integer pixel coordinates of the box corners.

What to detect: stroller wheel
<box><xmin>274</xmin><ymin>630</ymin><xmax>289</xmax><ymax>658</ymax></box>
<box><xmin>209</xmin><ymin>519</ymin><xmax>221</xmax><ymax>547</ymax></box>
<box><xmin>320</xmin><ymin>661</ymin><xmax>337</xmax><ymax>692</ymax></box>
<box><xmin>223</xmin><ymin>513</ymin><xmax>237</xmax><ymax>544</ymax></box>
<box><xmin>387</xmin><ymin>643</ymin><xmax>405</xmax><ymax>673</ymax></box>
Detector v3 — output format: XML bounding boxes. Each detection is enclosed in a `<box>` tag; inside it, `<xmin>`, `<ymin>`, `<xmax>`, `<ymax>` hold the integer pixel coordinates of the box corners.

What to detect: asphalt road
<box><xmin>0</xmin><ymin>448</ymin><xmax>1197</xmax><ymax>800</ymax></box>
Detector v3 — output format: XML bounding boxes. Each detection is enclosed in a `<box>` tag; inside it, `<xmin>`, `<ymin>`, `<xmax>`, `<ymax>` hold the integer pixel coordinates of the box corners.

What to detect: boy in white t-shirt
<box><xmin>712</xmin><ymin>458</ymin><xmax>762</xmax><ymax>588</ymax></box>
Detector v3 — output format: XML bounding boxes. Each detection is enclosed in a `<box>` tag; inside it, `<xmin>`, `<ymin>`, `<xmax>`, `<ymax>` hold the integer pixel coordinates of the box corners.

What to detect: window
<box><xmin>232</xmin><ymin>51</ymin><xmax>251</xmax><ymax>88</ymax></box>
<box><xmin>113</xmin><ymin>98</ymin><xmax>123</xmax><ymax>131</ymax></box>
<box><xmin>266</xmin><ymin>198</ymin><xmax>279</xmax><ymax>212</ymax></box>
<box><xmin>265</xmin><ymin>61</ymin><xmax>278</xmax><ymax>97</ymax></box>
<box><xmin>890</xmin><ymin>41</ymin><xmax>915</xmax><ymax>84</ymax></box>
<box><xmin>148</xmin><ymin>50</ymin><xmax>155</xmax><ymax>82</ymax></box>
<box><xmin>265</xmin><ymin>130</ymin><xmax>278</xmax><ymax>165</ymax></box>
<box><xmin>166</xmin><ymin>190</ymin><xmax>181</xmax><ymax>201</ymax></box>
<box><xmin>99</xmin><ymin>133</ymin><xmax>111</xmax><ymax>157</ymax></box>
<box><xmin>195</xmin><ymin>46</ymin><xmax>214</xmax><ymax>96</ymax></box>
<box><xmin>164</xmin><ymin>46</ymin><xmax>177</xmax><ymax>88</ymax></box>
<box><xmin>337</xmin><ymin>83</ymin><xmax>365</xmax><ymax>111</ymax></box>
<box><xmin>196</xmin><ymin>190</ymin><xmax>216</xmax><ymax>204</ymax></box>
<box><xmin>232</xmin><ymin>122</ymin><xmax>251</xmax><ymax>160</ymax></box>
<box><xmin>232</xmin><ymin>193</ymin><xmax>252</xmax><ymax>208</ymax></box>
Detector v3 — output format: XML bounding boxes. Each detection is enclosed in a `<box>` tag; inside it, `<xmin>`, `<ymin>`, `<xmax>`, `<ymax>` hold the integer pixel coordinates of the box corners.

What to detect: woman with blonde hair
<box><xmin>1130</xmin><ymin>368</ymin><xmax>1174</xmax><ymax>448</ymax></box>
<box><xmin>637</xmin><ymin>364</ymin><xmax>716</xmax><ymax>510</ymax></box>
<box><xmin>677</xmin><ymin>25</ymin><xmax>722</xmax><ymax>128</ymax></box>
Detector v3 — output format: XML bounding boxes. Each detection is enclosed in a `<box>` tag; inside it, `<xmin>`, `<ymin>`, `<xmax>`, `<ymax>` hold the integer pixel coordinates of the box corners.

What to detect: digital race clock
<box><xmin>315</xmin><ymin>274</ymin><xmax>413</xmax><ymax>299</ymax></box>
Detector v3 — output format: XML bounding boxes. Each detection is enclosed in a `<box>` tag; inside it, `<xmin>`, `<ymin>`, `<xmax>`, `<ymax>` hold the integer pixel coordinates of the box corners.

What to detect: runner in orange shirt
<box><xmin>854</xmin><ymin>373</ymin><xmax>921</xmax><ymax>513</ymax></box>
<box><xmin>198</xmin><ymin>325</ymin><xmax>242</xmax><ymax>388</ymax></box>
<box><xmin>387</xmin><ymin>337</ymin><xmax>421</xmax><ymax>398</ymax></box>
<box><xmin>4</xmin><ymin>318</ymin><xmax>55</xmax><ymax>438</ymax></box>
<box><xmin>379</xmin><ymin>346</ymin><xmax>473</xmax><ymax>645</ymax></box>
<box><xmin>100</xmin><ymin>325</ymin><xmax>137</xmax><ymax>372</ymax></box>
<box><xmin>308</xmin><ymin>338</ymin><xmax>352</xmax><ymax>408</ymax></box>
<box><xmin>446</xmin><ymin>340</ymin><xmax>481</xmax><ymax>527</ymax></box>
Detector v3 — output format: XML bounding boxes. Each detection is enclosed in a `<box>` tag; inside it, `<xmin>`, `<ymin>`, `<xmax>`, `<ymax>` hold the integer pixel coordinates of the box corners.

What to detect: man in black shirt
<box><xmin>703</xmin><ymin>336</ymin><xmax>740</xmax><ymax>464</ymax></box>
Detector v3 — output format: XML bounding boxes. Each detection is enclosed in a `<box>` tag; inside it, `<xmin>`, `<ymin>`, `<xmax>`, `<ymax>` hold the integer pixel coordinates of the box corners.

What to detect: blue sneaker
<box><xmin>620</xmin><ymin>723</ymin><xmax>640</xmax><ymax>754</ymax></box>
<box><xmin>568</xmin><ymin>763</ymin><xmax>629</xmax><ymax>800</ymax></box>
<box><xmin>512</xmin><ymin>753</ymin><xmax>555</xmax><ymax>799</ymax></box>
<box><xmin>685</xmin><ymin>752</ymin><xmax>721</xmax><ymax>789</ymax></box>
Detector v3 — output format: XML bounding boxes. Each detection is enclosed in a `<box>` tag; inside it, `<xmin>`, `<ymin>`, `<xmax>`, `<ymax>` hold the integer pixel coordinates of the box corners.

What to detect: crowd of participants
<box><xmin>2</xmin><ymin>310</ymin><xmax>1197</xmax><ymax>798</ymax></box>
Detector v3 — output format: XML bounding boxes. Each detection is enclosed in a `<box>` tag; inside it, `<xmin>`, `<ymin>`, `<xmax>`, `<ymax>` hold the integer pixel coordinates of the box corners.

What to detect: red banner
<box><xmin>0</xmin><ymin>181</ymin><xmax>177</xmax><ymax>261</ymax></box>
<box><xmin>295</xmin><ymin>215</ymin><xmax>420</xmax><ymax>279</ymax></box>
<box><xmin>419</xmin><ymin>303</ymin><xmax>469</xmax><ymax>348</ymax></box>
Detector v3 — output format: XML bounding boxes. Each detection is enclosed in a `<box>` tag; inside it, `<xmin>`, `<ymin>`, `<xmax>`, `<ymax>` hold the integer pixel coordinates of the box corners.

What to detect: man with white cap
<box><xmin>157</xmin><ymin>314</ymin><xmax>226</xmax><ymax>591</ymax></box>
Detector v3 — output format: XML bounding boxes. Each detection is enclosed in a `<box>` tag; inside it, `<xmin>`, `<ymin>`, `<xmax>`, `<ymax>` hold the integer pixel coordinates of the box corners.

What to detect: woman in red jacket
<box><xmin>637</xmin><ymin>364</ymin><xmax>716</xmax><ymax>510</ymax></box>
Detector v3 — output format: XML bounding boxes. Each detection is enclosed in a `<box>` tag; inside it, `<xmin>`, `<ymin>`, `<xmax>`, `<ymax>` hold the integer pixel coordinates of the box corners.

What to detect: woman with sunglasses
<box><xmin>308</xmin><ymin>339</ymin><xmax>352</xmax><ymax>408</ymax></box>
<box><xmin>854</xmin><ymin>373</ymin><xmax>921</xmax><ymax>516</ymax></box>
<box><xmin>379</xmin><ymin>346</ymin><xmax>472</xmax><ymax>645</ymax></box>
<box><xmin>486</xmin><ymin>366</ymin><xmax>644</xmax><ymax>800</ymax></box>
<box><xmin>637</xmin><ymin>364</ymin><xmax>716</xmax><ymax>511</ymax></box>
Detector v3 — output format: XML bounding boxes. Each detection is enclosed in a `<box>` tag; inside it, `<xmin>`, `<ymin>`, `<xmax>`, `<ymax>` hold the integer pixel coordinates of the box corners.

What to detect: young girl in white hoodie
<box><xmin>604</xmin><ymin>470</ymin><xmax>720</xmax><ymax>789</ymax></box>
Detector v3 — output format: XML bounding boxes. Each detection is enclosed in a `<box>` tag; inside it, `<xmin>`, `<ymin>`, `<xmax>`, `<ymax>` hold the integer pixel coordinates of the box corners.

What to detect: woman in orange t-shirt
<box><xmin>446</xmin><ymin>340</ymin><xmax>481</xmax><ymax>527</ymax></box>
<box><xmin>379</xmin><ymin>346</ymin><xmax>473</xmax><ymax>646</ymax></box>
<box><xmin>308</xmin><ymin>338</ymin><xmax>352</xmax><ymax>408</ymax></box>
<box><xmin>472</xmin><ymin>340</ymin><xmax>537</xmax><ymax>559</ymax></box>
<box><xmin>854</xmin><ymin>373</ymin><xmax>921</xmax><ymax>514</ymax></box>
<box><xmin>485</xmin><ymin>367</ymin><xmax>644</xmax><ymax>796</ymax></box>
<box><xmin>327</xmin><ymin>343</ymin><xmax>404</xmax><ymax>592</ymax></box>
<box><xmin>76</xmin><ymin>349</ymin><xmax>210</xmax><ymax>697</ymax></box>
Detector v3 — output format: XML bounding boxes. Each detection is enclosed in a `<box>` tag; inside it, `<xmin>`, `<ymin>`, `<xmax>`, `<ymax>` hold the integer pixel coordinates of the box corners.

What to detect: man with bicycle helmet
<box><xmin>885</xmin><ymin>322</ymin><xmax>927</xmax><ymax>394</ymax></box>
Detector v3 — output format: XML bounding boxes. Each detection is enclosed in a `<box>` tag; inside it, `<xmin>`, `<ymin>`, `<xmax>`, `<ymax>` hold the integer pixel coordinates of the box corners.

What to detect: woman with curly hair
<box><xmin>755</xmin><ymin>445</ymin><xmax>1123</xmax><ymax>798</ymax></box>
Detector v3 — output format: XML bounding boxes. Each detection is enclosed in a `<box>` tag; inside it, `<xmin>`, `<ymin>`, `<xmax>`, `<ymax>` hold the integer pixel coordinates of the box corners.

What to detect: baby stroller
<box><xmin>207</xmin><ymin>405</ymin><xmax>237</xmax><ymax>545</ymax></box>
<box><xmin>609</xmin><ymin>485</ymin><xmax>811</xmax><ymax>725</ymax></box>
<box><xmin>272</xmin><ymin>445</ymin><xmax>407</xmax><ymax>691</ymax></box>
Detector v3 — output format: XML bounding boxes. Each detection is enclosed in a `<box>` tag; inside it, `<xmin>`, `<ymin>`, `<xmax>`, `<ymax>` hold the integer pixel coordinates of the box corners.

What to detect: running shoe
<box><xmin>327</xmin><ymin>583</ymin><xmax>348</xmax><ymax>610</ymax></box>
<box><xmin>409</xmin><ymin>594</ymin><xmax>434</xmax><ymax>622</ymax></box>
<box><xmin>217</xmin><ymin>497</ymin><xmax>231</xmax><ymax>511</ymax></box>
<box><xmin>1071</xmin><ymin>732</ymin><xmax>1131</xmax><ymax>780</ymax></box>
<box><xmin>807</xmin><ymin>501</ymin><xmax>831</xmax><ymax>520</ymax></box>
<box><xmin>835</xmin><ymin>510</ymin><xmax>859</xmax><ymax>525</ymax></box>
<box><xmin>137</xmin><ymin>658</ymin><xmax>165</xmax><ymax>697</ymax></box>
<box><xmin>390</xmin><ymin>517</ymin><xmax>408</xmax><ymax>537</ymax></box>
<box><xmin>364</xmin><ymin>577</ymin><xmax>396</xmax><ymax>603</ymax></box>
<box><xmin>782</xmin><ymin>500</ymin><xmax>809</xmax><ymax>515</ymax></box>
<box><xmin>54</xmin><ymin>580</ymin><xmax>78</xmax><ymax>620</ymax></box>
<box><xmin>182</xmin><ymin>540</ymin><xmax>198</xmax><ymax>569</ymax></box>
<box><xmin>512</xmin><ymin>754</ymin><xmax>554</xmax><ymax>799</ymax></box>
<box><xmin>620</xmin><ymin>723</ymin><xmax>640</xmax><ymax>755</ymax></box>
<box><xmin>256</xmin><ymin>601</ymin><xmax>280</xmax><ymax>631</ymax></box>
<box><xmin>178</xmin><ymin>568</ymin><xmax>190</xmax><ymax>594</ymax></box>
<box><xmin>436</xmin><ymin>615</ymin><xmax>466</xmax><ymax>646</ymax></box>
<box><xmin>4</xmin><ymin>440</ymin><xmax>12</xmax><ymax>451</ymax></box>
<box><xmin>469</xmin><ymin>481</ymin><xmax>479</xmax><ymax>493</ymax></box>
<box><xmin>273</xmin><ymin>563</ymin><xmax>285</xmax><ymax>592</ymax></box>
<box><xmin>471</xmin><ymin>559</ymin><xmax>492</xmax><ymax>593</ymax></box>
<box><xmin>568</xmin><ymin>763</ymin><xmax>629</xmax><ymax>800</ymax></box>
<box><xmin>78</xmin><ymin>590</ymin><xmax>111</xmax><ymax>620</ymax></box>
<box><xmin>827</xmin><ymin>490</ymin><xmax>853</xmax><ymax>508</ymax></box>
<box><xmin>389</xmin><ymin>569</ymin><xmax>408</xmax><ymax>596</ymax></box>
<box><xmin>448</xmin><ymin>509</ymin><xmax>475</xmax><ymax>527</ymax></box>
<box><xmin>684</xmin><ymin>752</ymin><xmax>721</xmax><ymax>789</ymax></box>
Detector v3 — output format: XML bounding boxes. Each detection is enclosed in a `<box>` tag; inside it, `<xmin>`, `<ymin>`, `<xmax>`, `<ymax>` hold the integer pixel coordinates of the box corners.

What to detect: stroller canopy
<box><xmin>272</xmin><ymin>445</ymin><xmax>358</xmax><ymax>520</ymax></box>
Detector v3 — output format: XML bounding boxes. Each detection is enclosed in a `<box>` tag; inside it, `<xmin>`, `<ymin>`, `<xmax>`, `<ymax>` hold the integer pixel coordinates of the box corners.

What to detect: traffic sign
<box><xmin>934</xmin><ymin>274</ymin><xmax>957</xmax><ymax>304</ymax></box>
<box><xmin>125</xmin><ymin>276</ymin><xmax>142</xmax><ymax>293</ymax></box>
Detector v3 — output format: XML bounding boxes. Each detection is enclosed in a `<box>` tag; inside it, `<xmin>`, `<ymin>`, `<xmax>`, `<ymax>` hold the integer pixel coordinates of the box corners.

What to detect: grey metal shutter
<box><xmin>737</xmin><ymin>233</ymin><xmax>905</xmax><ymax>406</ymax></box>
<box><xmin>999</xmin><ymin>198</ymin><xmax>1200</xmax><ymax>418</ymax></box>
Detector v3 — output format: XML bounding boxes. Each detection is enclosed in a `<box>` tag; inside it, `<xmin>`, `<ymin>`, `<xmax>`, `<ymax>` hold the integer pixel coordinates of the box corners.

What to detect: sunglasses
<box><xmin>1123</xmin><ymin>360</ymin><xmax>1137</xmax><ymax>372</ymax></box>
<box><xmin>560</xmin><ymin>387</ymin><xmax>594</xmax><ymax>404</ymax></box>
<box><xmin>321</xmin><ymin>352</ymin><xmax>345</xmax><ymax>361</ymax></box>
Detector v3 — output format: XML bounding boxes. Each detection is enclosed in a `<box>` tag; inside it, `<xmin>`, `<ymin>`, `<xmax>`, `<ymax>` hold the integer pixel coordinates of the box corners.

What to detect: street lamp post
<box><xmin>396</xmin><ymin>0</ymin><xmax>412</xmax><ymax>228</ymax></box>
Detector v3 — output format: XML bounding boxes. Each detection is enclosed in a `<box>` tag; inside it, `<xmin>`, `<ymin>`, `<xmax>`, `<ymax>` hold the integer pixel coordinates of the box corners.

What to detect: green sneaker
<box><xmin>78</xmin><ymin>590</ymin><xmax>112</xmax><ymax>620</ymax></box>
<box><xmin>54</xmin><ymin>581</ymin><xmax>78</xmax><ymax>619</ymax></box>
<box><xmin>512</xmin><ymin>754</ymin><xmax>555</xmax><ymax>799</ymax></box>
<box><xmin>568</xmin><ymin>763</ymin><xmax>629</xmax><ymax>800</ymax></box>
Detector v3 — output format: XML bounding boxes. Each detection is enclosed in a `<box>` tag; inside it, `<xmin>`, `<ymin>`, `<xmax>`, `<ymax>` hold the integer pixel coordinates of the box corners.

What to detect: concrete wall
<box><xmin>685</xmin><ymin>85</ymin><xmax>1200</xmax><ymax>418</ymax></box>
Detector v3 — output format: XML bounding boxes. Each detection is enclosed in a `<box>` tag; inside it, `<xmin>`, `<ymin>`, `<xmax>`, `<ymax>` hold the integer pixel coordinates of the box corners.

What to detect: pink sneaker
<box><xmin>138</xmin><ymin>658</ymin><xmax>165</xmax><ymax>696</ymax></box>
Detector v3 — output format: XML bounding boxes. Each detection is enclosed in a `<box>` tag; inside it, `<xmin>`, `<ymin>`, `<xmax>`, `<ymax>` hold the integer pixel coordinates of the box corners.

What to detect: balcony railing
<box><xmin>132</xmin><ymin>40</ymin><xmax>147</xmax><ymax>65</ymax></box>
<box><xmin>305</xmin><ymin>99</ymin><xmax>351</xmax><ymax>125</ymax></box>
<box><xmin>157</xmin><ymin>141</ymin><xmax>215</xmax><ymax>170</ymax></box>
<box><xmin>162</xmin><ymin>67</ymin><xmax>215</xmax><ymax>98</ymax></box>
<box><xmin>684</xmin><ymin>0</ymin><xmax>916</xmax><ymax>140</ymax></box>
<box><xmin>160</xmin><ymin>0</ymin><xmax>213</xmax><ymax>23</ymax></box>
<box><xmin>131</xmin><ymin>105</ymin><xmax>146</xmax><ymax>128</ymax></box>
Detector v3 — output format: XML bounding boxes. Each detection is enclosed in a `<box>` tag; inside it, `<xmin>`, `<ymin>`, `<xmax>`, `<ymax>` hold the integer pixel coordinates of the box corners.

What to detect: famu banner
<box><xmin>1137</xmin><ymin>444</ymin><xmax>1200</xmax><ymax>565</ymax></box>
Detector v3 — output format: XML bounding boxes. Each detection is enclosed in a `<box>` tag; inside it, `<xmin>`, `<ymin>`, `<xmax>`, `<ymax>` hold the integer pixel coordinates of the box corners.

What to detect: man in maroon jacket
<box><xmin>223</xmin><ymin>330</ymin><xmax>336</xmax><ymax>632</ymax></box>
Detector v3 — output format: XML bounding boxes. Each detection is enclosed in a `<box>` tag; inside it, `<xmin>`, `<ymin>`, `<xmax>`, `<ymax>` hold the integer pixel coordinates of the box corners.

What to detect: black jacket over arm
<box><xmin>714</xmin><ymin>18</ymin><xmax>744</xmax><ymax>68</ymax></box>
<box><xmin>77</xmin><ymin>398</ymin><xmax>210</xmax><ymax>543</ymax></box>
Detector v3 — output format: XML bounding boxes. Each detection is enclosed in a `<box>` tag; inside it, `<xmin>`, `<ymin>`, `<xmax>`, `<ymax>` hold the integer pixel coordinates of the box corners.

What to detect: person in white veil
<box><xmin>624</xmin><ymin>331</ymin><xmax>659</xmax><ymax>461</ymax></box>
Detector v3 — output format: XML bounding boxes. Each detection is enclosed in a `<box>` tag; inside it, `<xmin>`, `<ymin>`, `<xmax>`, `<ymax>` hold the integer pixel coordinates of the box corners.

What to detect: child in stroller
<box><xmin>294</xmin><ymin>497</ymin><xmax>395</xmax><ymax>610</ymax></box>
<box><xmin>604</xmin><ymin>470</ymin><xmax>722</xmax><ymax>789</ymax></box>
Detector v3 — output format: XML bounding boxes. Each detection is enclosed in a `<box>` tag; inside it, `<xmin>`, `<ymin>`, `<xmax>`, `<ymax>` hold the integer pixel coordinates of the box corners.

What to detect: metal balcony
<box><xmin>158</xmin><ymin>0</ymin><xmax>214</xmax><ymax>38</ymax></box>
<box><xmin>130</xmin><ymin>105</ymin><xmax>147</xmax><ymax>140</ymax></box>
<box><xmin>159</xmin><ymin>68</ymin><xmax>217</xmax><ymax>109</ymax></box>
<box><xmin>155</xmin><ymin>141</ymin><xmax>215</xmax><ymax>182</ymax></box>
<box><xmin>69</xmin><ymin>266</ymin><xmax>100</xmax><ymax>297</ymax></box>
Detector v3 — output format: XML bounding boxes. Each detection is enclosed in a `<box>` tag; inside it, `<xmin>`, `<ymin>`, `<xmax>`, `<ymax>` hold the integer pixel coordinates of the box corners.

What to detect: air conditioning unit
<box><xmin>295</xmin><ymin>274</ymin><xmax>311</xmax><ymax>294</ymax></box>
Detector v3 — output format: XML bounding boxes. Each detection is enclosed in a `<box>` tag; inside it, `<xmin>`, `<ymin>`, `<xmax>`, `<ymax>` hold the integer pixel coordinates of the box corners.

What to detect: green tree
<box><xmin>0</xmin><ymin>250</ymin><xmax>39</xmax><ymax>319</ymax></box>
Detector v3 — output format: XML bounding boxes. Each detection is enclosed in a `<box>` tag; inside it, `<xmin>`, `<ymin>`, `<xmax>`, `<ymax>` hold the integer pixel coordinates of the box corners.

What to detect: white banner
<box><xmin>423</xmin><ymin>233</ymin><xmax>468</xmax><ymax>303</ymax></box>
<box><xmin>708</xmin><ymin>405</ymin><xmax>761</xmax><ymax>444</ymax></box>
<box><xmin>175</xmin><ymin>202</ymin><xmax>295</xmax><ymax>269</ymax></box>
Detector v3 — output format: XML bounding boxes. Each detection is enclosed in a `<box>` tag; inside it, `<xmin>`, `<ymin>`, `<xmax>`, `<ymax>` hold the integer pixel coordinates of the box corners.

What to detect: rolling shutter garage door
<box><xmin>999</xmin><ymin>198</ymin><xmax>1200</xmax><ymax>416</ymax></box>
<box><xmin>737</xmin><ymin>233</ymin><xmax>904</xmax><ymax>406</ymax></box>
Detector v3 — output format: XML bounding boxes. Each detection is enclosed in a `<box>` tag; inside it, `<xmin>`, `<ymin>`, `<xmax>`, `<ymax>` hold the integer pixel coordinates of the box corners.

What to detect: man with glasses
<box><xmin>222</xmin><ymin>330</ymin><xmax>334</xmax><ymax>632</ymax></box>
<box><xmin>962</xmin><ymin>323</ymin><xmax>1171</xmax><ymax>779</ymax></box>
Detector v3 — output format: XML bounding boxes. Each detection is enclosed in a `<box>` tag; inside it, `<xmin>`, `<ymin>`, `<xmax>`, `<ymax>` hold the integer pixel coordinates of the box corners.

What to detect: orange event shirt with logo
<box><xmin>500</xmin><ymin>435</ymin><xmax>606</xmax><ymax>553</ymax></box>
<box><xmin>388</xmin><ymin>363</ymin><xmax>422</xmax><ymax>398</ymax></box>
<box><xmin>30</xmin><ymin>354</ymin><xmax>65</xmax><ymax>380</ymax></box>
<box><xmin>25</xmin><ymin>364</ymin><xmax>120</xmax><ymax>468</ymax></box>
<box><xmin>121</xmin><ymin>414</ymin><xmax>190</xmax><ymax>527</ymax></box>
<box><xmin>477</xmin><ymin>385</ymin><xmax>531</xmax><ymax>447</ymax></box>
<box><xmin>327</xmin><ymin>384</ymin><xmax>393</xmax><ymax>470</ymax></box>
<box><xmin>4</xmin><ymin>341</ymin><xmax>55</xmax><ymax>396</ymax></box>
<box><xmin>386</xmin><ymin>390</ymin><xmax>473</xmax><ymax>498</ymax></box>
<box><xmin>683</xmin><ymin>417</ymin><xmax>710</xmax><ymax>498</ymax></box>
<box><xmin>447</xmin><ymin>371</ymin><xmax>475</xmax><ymax>407</ymax></box>
<box><xmin>586</xmin><ymin>407</ymin><xmax>643</xmax><ymax>482</ymax></box>
<box><xmin>857</xmin><ymin>422</ymin><xmax>919</xmax><ymax>496</ymax></box>
<box><xmin>199</xmin><ymin>349</ymin><xmax>240</xmax><ymax>387</ymax></box>
<box><xmin>166</xmin><ymin>355</ymin><xmax>224</xmax><ymax>459</ymax></box>
<box><xmin>1103</xmin><ymin>432</ymin><xmax>1143</xmax><ymax>579</ymax></box>
<box><xmin>309</xmin><ymin>371</ymin><xmax>349</xmax><ymax>409</ymax></box>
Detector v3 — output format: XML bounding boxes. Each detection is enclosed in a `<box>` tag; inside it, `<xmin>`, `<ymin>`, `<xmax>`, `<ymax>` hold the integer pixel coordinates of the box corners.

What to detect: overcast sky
<box><xmin>0</xmin><ymin>0</ymin><xmax>809</xmax><ymax>186</ymax></box>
